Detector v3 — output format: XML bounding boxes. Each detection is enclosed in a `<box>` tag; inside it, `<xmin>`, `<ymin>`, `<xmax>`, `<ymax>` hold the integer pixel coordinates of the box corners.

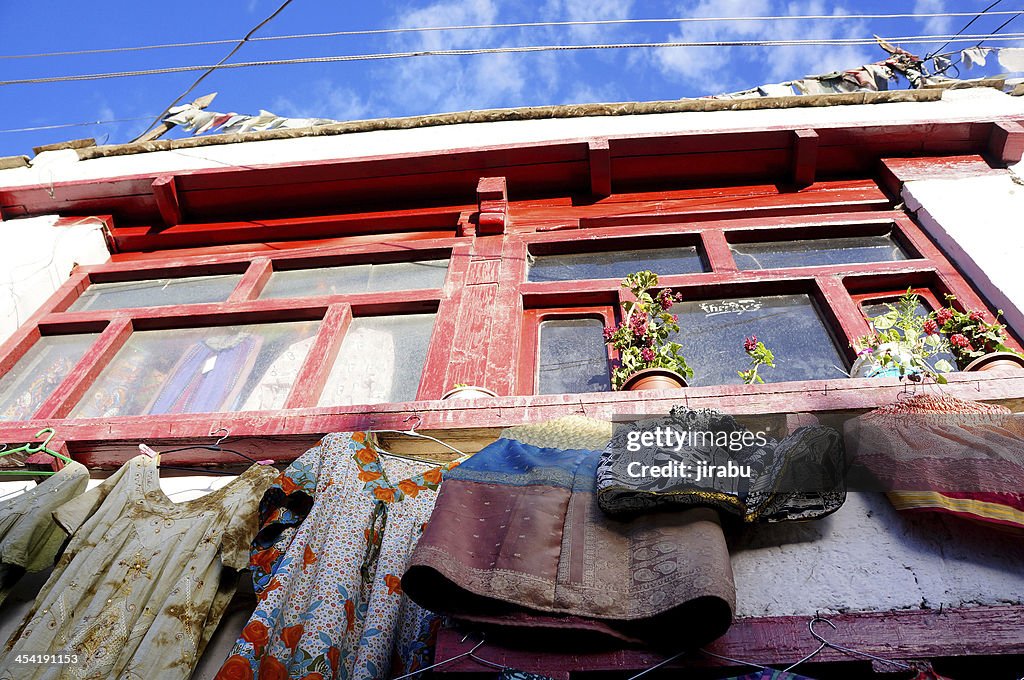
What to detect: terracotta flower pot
<box><xmin>441</xmin><ymin>385</ymin><xmax>498</xmax><ymax>400</ymax></box>
<box><xmin>621</xmin><ymin>368</ymin><xmax>688</xmax><ymax>391</ymax></box>
<box><xmin>962</xmin><ymin>352</ymin><xmax>1024</xmax><ymax>373</ymax></box>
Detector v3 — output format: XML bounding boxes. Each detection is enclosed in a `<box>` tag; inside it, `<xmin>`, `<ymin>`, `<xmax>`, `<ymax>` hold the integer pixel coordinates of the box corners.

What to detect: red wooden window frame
<box><xmin>515</xmin><ymin>210</ymin><xmax>1019</xmax><ymax>390</ymax></box>
<box><xmin>519</xmin><ymin>307</ymin><xmax>616</xmax><ymax>396</ymax></box>
<box><xmin>1</xmin><ymin>182</ymin><xmax>1021</xmax><ymax>468</ymax></box>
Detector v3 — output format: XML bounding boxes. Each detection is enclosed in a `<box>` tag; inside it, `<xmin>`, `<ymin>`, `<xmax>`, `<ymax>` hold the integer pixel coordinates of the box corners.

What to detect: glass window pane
<box><xmin>320</xmin><ymin>314</ymin><xmax>436</xmax><ymax>406</ymax></box>
<box><xmin>538</xmin><ymin>318</ymin><xmax>611</xmax><ymax>394</ymax></box>
<box><xmin>862</xmin><ymin>299</ymin><xmax>958</xmax><ymax>371</ymax></box>
<box><xmin>71</xmin><ymin>321</ymin><xmax>320</xmax><ymax>417</ymax></box>
<box><xmin>529</xmin><ymin>246</ymin><xmax>705</xmax><ymax>282</ymax></box>
<box><xmin>261</xmin><ymin>259</ymin><xmax>449</xmax><ymax>299</ymax></box>
<box><xmin>731</xmin><ymin>233</ymin><xmax>909</xmax><ymax>270</ymax></box>
<box><xmin>0</xmin><ymin>334</ymin><xmax>99</xmax><ymax>421</ymax></box>
<box><xmin>68</xmin><ymin>274</ymin><xmax>242</xmax><ymax>312</ymax></box>
<box><xmin>671</xmin><ymin>294</ymin><xmax>846</xmax><ymax>386</ymax></box>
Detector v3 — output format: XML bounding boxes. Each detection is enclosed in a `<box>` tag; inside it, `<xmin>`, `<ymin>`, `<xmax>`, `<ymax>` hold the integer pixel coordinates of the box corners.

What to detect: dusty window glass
<box><xmin>260</xmin><ymin>259</ymin><xmax>450</xmax><ymax>299</ymax></box>
<box><xmin>528</xmin><ymin>246</ymin><xmax>705</xmax><ymax>282</ymax></box>
<box><xmin>71</xmin><ymin>321</ymin><xmax>321</xmax><ymax>417</ymax></box>
<box><xmin>731</xmin><ymin>233</ymin><xmax>909</xmax><ymax>270</ymax></box>
<box><xmin>68</xmin><ymin>274</ymin><xmax>242</xmax><ymax>312</ymax></box>
<box><xmin>670</xmin><ymin>294</ymin><xmax>846</xmax><ymax>386</ymax></box>
<box><xmin>0</xmin><ymin>334</ymin><xmax>99</xmax><ymax>421</ymax></box>
<box><xmin>319</xmin><ymin>314</ymin><xmax>436</xmax><ymax>406</ymax></box>
<box><xmin>862</xmin><ymin>299</ymin><xmax>958</xmax><ymax>371</ymax></box>
<box><xmin>537</xmin><ymin>318</ymin><xmax>611</xmax><ymax>394</ymax></box>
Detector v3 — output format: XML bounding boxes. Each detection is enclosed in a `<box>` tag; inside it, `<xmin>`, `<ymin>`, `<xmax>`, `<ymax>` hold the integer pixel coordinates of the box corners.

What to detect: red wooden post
<box><xmin>152</xmin><ymin>175</ymin><xmax>182</xmax><ymax>227</ymax></box>
<box><xmin>476</xmin><ymin>177</ymin><xmax>508</xmax><ymax>235</ymax></box>
<box><xmin>700</xmin><ymin>230</ymin><xmax>738</xmax><ymax>273</ymax></box>
<box><xmin>988</xmin><ymin>120</ymin><xmax>1024</xmax><ymax>165</ymax></box>
<box><xmin>588</xmin><ymin>139</ymin><xmax>611</xmax><ymax>197</ymax></box>
<box><xmin>228</xmin><ymin>257</ymin><xmax>274</xmax><ymax>302</ymax></box>
<box><xmin>792</xmin><ymin>128</ymin><xmax>819</xmax><ymax>187</ymax></box>
<box><xmin>284</xmin><ymin>304</ymin><xmax>352</xmax><ymax>410</ymax></box>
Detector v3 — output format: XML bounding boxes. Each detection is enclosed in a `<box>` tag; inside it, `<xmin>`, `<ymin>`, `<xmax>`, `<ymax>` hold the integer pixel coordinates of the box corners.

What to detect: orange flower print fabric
<box><xmin>215</xmin><ymin>433</ymin><xmax>457</xmax><ymax>680</ymax></box>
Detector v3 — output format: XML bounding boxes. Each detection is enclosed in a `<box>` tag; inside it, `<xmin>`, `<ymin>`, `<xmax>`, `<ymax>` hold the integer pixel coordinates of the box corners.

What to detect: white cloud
<box><xmin>652</xmin><ymin>0</ymin><xmax>876</xmax><ymax>95</ymax></box>
<box><xmin>272</xmin><ymin>80</ymin><xmax>374</xmax><ymax>122</ymax></box>
<box><xmin>913</xmin><ymin>0</ymin><xmax>952</xmax><ymax>36</ymax></box>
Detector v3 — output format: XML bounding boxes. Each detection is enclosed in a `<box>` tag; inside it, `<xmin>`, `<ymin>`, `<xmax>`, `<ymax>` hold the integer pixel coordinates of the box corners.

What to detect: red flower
<box><xmin>397</xmin><ymin>479</ymin><xmax>421</xmax><ymax>498</ymax></box>
<box><xmin>421</xmin><ymin>467</ymin><xmax>443</xmax><ymax>485</ymax></box>
<box><xmin>327</xmin><ymin>646</ymin><xmax>341</xmax><ymax>674</ymax></box>
<box><xmin>936</xmin><ymin>308</ymin><xmax>954</xmax><ymax>325</ymax></box>
<box><xmin>257</xmin><ymin>578</ymin><xmax>282</xmax><ymax>602</ymax></box>
<box><xmin>950</xmin><ymin>333</ymin><xmax>973</xmax><ymax>350</ymax></box>
<box><xmin>603</xmin><ymin>325</ymin><xmax>616</xmax><ymax>341</ymax></box>
<box><xmin>302</xmin><ymin>544</ymin><xmax>317</xmax><ymax>570</ymax></box>
<box><xmin>279</xmin><ymin>475</ymin><xmax>300</xmax><ymax>495</ymax></box>
<box><xmin>373</xmin><ymin>487</ymin><xmax>396</xmax><ymax>503</ymax></box>
<box><xmin>743</xmin><ymin>336</ymin><xmax>758</xmax><ymax>353</ymax></box>
<box><xmin>640</xmin><ymin>347</ymin><xmax>655</xmax><ymax>362</ymax></box>
<box><xmin>968</xmin><ymin>310</ymin><xmax>983</xmax><ymax>322</ymax></box>
<box><xmin>258</xmin><ymin>655</ymin><xmax>288</xmax><ymax>680</ymax></box>
<box><xmin>241</xmin><ymin>620</ymin><xmax>269</xmax><ymax>649</ymax></box>
<box><xmin>250</xmin><ymin>547</ymin><xmax>281</xmax><ymax>574</ymax></box>
<box><xmin>385</xmin><ymin>574</ymin><xmax>403</xmax><ymax>595</ymax></box>
<box><xmin>922</xmin><ymin>319</ymin><xmax>939</xmax><ymax>335</ymax></box>
<box><xmin>215</xmin><ymin>655</ymin><xmax>253</xmax><ymax>680</ymax></box>
<box><xmin>344</xmin><ymin>600</ymin><xmax>356</xmax><ymax>632</ymax></box>
<box><xmin>658</xmin><ymin>289</ymin><xmax>674</xmax><ymax>310</ymax></box>
<box><xmin>281</xmin><ymin>623</ymin><xmax>304</xmax><ymax>651</ymax></box>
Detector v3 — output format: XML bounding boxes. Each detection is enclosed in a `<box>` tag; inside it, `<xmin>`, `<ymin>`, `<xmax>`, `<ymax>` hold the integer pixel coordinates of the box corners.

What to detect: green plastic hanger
<box><xmin>0</xmin><ymin>428</ymin><xmax>74</xmax><ymax>476</ymax></box>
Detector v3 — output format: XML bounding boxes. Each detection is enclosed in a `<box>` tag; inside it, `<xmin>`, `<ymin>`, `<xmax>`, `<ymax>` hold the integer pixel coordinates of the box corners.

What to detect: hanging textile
<box><xmin>0</xmin><ymin>461</ymin><xmax>89</xmax><ymax>605</ymax></box>
<box><xmin>596</xmin><ymin>406</ymin><xmax>845</xmax><ymax>523</ymax></box>
<box><xmin>216</xmin><ymin>432</ymin><xmax>456</xmax><ymax>680</ymax></box>
<box><xmin>402</xmin><ymin>416</ymin><xmax>736</xmax><ymax>649</ymax></box>
<box><xmin>0</xmin><ymin>455</ymin><xmax>276</xmax><ymax>679</ymax></box>
<box><xmin>845</xmin><ymin>394</ymin><xmax>1024</xmax><ymax>531</ymax></box>
<box><xmin>145</xmin><ymin>333</ymin><xmax>262</xmax><ymax>415</ymax></box>
<box><xmin>998</xmin><ymin>47</ymin><xmax>1024</xmax><ymax>72</ymax></box>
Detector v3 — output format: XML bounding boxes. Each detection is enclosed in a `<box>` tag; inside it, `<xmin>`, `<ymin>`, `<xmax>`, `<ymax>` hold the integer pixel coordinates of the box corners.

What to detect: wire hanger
<box><xmin>371</xmin><ymin>415</ymin><xmax>472</xmax><ymax>465</ymax></box>
<box><xmin>142</xmin><ymin>428</ymin><xmax>275</xmax><ymax>476</ymax></box>
<box><xmin>784</xmin><ymin>616</ymin><xmax>914</xmax><ymax>672</ymax></box>
<box><xmin>0</xmin><ymin>428</ymin><xmax>74</xmax><ymax>477</ymax></box>
<box><xmin>392</xmin><ymin>635</ymin><xmax>503</xmax><ymax>680</ymax></box>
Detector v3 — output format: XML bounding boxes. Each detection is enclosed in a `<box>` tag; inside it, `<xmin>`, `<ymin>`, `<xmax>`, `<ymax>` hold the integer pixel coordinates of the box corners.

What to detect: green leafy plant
<box><xmin>604</xmin><ymin>270</ymin><xmax>693</xmax><ymax>390</ymax></box>
<box><xmin>930</xmin><ymin>295</ymin><xmax>1023</xmax><ymax>369</ymax></box>
<box><xmin>856</xmin><ymin>288</ymin><xmax>954</xmax><ymax>382</ymax></box>
<box><xmin>738</xmin><ymin>335</ymin><xmax>776</xmax><ymax>384</ymax></box>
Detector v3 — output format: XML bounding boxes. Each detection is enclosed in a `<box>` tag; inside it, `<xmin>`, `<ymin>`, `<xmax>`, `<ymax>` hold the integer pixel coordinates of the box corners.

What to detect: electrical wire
<box><xmin>926</xmin><ymin>0</ymin><xmax>1004</xmax><ymax>58</ymax></box>
<box><xmin>0</xmin><ymin>116</ymin><xmax>157</xmax><ymax>134</ymax></box>
<box><xmin>4</xmin><ymin>31</ymin><xmax>1024</xmax><ymax>88</ymax></box>
<box><xmin>4</xmin><ymin>10</ymin><xmax>1024</xmax><ymax>60</ymax></box>
<box><xmin>134</xmin><ymin>0</ymin><xmax>295</xmax><ymax>141</ymax></box>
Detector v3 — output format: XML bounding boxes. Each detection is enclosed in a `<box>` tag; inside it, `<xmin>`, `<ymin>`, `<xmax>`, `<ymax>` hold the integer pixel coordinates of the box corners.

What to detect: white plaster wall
<box><xmin>0</xmin><ymin>214</ymin><xmax>110</xmax><ymax>344</ymax></box>
<box><xmin>901</xmin><ymin>159</ymin><xmax>1024</xmax><ymax>339</ymax></box>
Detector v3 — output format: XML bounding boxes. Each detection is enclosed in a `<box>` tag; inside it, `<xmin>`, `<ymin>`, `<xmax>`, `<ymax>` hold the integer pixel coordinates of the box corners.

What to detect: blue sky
<box><xmin>1</xmin><ymin>0</ymin><xmax>1022</xmax><ymax>156</ymax></box>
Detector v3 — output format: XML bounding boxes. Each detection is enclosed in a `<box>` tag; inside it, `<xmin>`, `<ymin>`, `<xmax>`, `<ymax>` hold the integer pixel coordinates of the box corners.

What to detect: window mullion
<box><xmin>32</xmin><ymin>315</ymin><xmax>134</xmax><ymax>419</ymax></box>
<box><xmin>227</xmin><ymin>257</ymin><xmax>273</xmax><ymax>302</ymax></box>
<box><xmin>283</xmin><ymin>303</ymin><xmax>352</xmax><ymax>410</ymax></box>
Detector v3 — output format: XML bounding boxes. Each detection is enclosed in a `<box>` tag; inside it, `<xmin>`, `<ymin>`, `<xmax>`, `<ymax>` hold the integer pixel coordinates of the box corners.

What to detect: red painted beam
<box><xmin>227</xmin><ymin>258</ymin><xmax>273</xmax><ymax>302</ymax></box>
<box><xmin>152</xmin><ymin>175</ymin><xmax>182</xmax><ymax>227</ymax></box>
<box><xmin>588</xmin><ymin>139</ymin><xmax>611</xmax><ymax>197</ymax></box>
<box><xmin>792</xmin><ymin>128</ymin><xmax>819</xmax><ymax>187</ymax></box>
<box><xmin>6</xmin><ymin>369</ymin><xmax>1024</xmax><ymax>469</ymax></box>
<box><xmin>988</xmin><ymin>120</ymin><xmax>1024</xmax><ymax>165</ymax></box>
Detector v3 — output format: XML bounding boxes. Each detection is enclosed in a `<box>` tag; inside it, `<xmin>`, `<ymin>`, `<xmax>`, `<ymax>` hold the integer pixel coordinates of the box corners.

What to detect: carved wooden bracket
<box><xmin>152</xmin><ymin>175</ymin><xmax>182</xmax><ymax>228</ymax></box>
<box><xmin>476</xmin><ymin>176</ymin><xmax>508</xmax><ymax>235</ymax></box>
<box><xmin>988</xmin><ymin>120</ymin><xmax>1024</xmax><ymax>165</ymax></box>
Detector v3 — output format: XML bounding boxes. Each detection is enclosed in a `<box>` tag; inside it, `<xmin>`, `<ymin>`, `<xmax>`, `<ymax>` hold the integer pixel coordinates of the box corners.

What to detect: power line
<box><xmin>4</xmin><ymin>11</ymin><xmax>1024</xmax><ymax>60</ymax></box>
<box><xmin>135</xmin><ymin>0</ymin><xmax>295</xmax><ymax>141</ymax></box>
<box><xmin>4</xmin><ymin>32</ymin><xmax>1024</xmax><ymax>88</ymax></box>
<box><xmin>0</xmin><ymin>116</ymin><xmax>157</xmax><ymax>134</ymax></box>
<box><xmin>926</xmin><ymin>0</ymin><xmax>1004</xmax><ymax>58</ymax></box>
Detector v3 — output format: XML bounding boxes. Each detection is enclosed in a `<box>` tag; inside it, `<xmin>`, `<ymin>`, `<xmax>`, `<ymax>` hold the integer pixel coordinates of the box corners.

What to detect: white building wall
<box><xmin>0</xmin><ymin>91</ymin><xmax>1022</xmax><ymax>671</ymax></box>
<box><xmin>0</xmin><ymin>214</ymin><xmax>110</xmax><ymax>343</ymax></box>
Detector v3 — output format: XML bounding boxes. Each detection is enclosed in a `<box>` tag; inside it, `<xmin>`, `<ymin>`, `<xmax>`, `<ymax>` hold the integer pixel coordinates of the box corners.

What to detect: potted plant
<box><xmin>852</xmin><ymin>289</ymin><xmax>955</xmax><ymax>382</ymax></box>
<box><xmin>604</xmin><ymin>270</ymin><xmax>694</xmax><ymax>391</ymax></box>
<box><xmin>930</xmin><ymin>296</ymin><xmax>1024</xmax><ymax>373</ymax></box>
<box><xmin>441</xmin><ymin>383</ymin><xmax>499</xmax><ymax>400</ymax></box>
